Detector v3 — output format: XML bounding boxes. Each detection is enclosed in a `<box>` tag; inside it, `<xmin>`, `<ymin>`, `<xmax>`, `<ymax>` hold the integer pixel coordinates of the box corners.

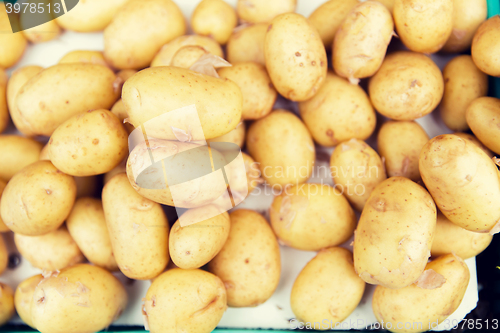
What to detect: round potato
<box><xmin>453</xmin><ymin>132</ymin><xmax>493</xmax><ymax>158</ymax></box>
<box><xmin>466</xmin><ymin>97</ymin><xmax>500</xmax><ymax>155</ymax></box>
<box><xmin>171</xmin><ymin>45</ymin><xmax>209</xmax><ymax>69</ymax></box>
<box><xmin>471</xmin><ymin>15</ymin><xmax>500</xmax><ymax>77</ymax></box>
<box><xmin>14</xmin><ymin>274</ymin><xmax>44</xmax><ymax>328</ymax></box>
<box><xmin>191</xmin><ymin>0</ymin><xmax>237</xmax><ymax>45</ymax></box>
<box><xmin>59</xmin><ymin>50</ymin><xmax>109</xmax><ymax>67</ymax></box>
<box><xmin>265</xmin><ymin>13</ymin><xmax>327</xmax><ymax>102</ymax></box>
<box><xmin>20</xmin><ymin>4</ymin><xmax>61</xmax><ymax>43</ymax></box>
<box><xmin>0</xmin><ymin>4</ymin><xmax>27</xmax><ymax>69</ymax></box>
<box><xmin>208</xmin><ymin>209</ymin><xmax>281</xmax><ymax>307</ymax></box>
<box><xmin>0</xmin><ymin>136</ymin><xmax>43</xmax><ymax>182</ymax></box>
<box><xmin>0</xmin><ymin>235</ymin><xmax>7</xmax><ymax>275</ymax></box>
<box><xmin>0</xmin><ymin>180</ymin><xmax>9</xmax><ymax>233</ymax></box>
<box><xmin>369</xmin><ymin>51</ymin><xmax>444</xmax><ymax>121</ymax></box>
<box><xmin>207</xmin><ymin>121</ymin><xmax>246</xmax><ymax>148</ymax></box>
<box><xmin>237</xmin><ymin>0</ymin><xmax>296</xmax><ymax>23</ymax></box>
<box><xmin>0</xmin><ymin>70</ymin><xmax>8</xmax><ymax>134</ymax></box>
<box><xmin>226</xmin><ymin>23</ymin><xmax>267</xmax><ymax>65</ymax></box>
<box><xmin>354</xmin><ymin>177</ymin><xmax>437</xmax><ymax>288</ymax></box>
<box><xmin>0</xmin><ymin>283</ymin><xmax>14</xmax><ymax>327</ymax></box>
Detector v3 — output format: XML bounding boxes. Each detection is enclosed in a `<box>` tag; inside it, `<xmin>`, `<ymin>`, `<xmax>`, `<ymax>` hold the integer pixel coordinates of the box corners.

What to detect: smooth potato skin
<box><xmin>191</xmin><ymin>0</ymin><xmax>237</xmax><ymax>45</ymax></box>
<box><xmin>0</xmin><ymin>70</ymin><xmax>8</xmax><ymax>134</ymax></box>
<box><xmin>171</xmin><ymin>45</ymin><xmax>209</xmax><ymax>69</ymax></box>
<box><xmin>472</xmin><ymin>16</ymin><xmax>500</xmax><ymax>77</ymax></box>
<box><xmin>0</xmin><ymin>284</ymin><xmax>14</xmax><ymax>326</ymax></box>
<box><xmin>0</xmin><ymin>4</ymin><xmax>27</xmax><ymax>69</ymax></box>
<box><xmin>0</xmin><ymin>135</ymin><xmax>42</xmax><ymax>182</ymax></box>
<box><xmin>59</xmin><ymin>50</ymin><xmax>109</xmax><ymax>67</ymax></box>
<box><xmin>207</xmin><ymin>121</ymin><xmax>246</xmax><ymax>148</ymax></box>
<box><xmin>0</xmin><ymin>181</ymin><xmax>9</xmax><ymax>232</ymax></box>
<box><xmin>226</xmin><ymin>23</ymin><xmax>267</xmax><ymax>65</ymax></box>
<box><xmin>14</xmin><ymin>274</ymin><xmax>44</xmax><ymax>328</ymax></box>
<box><xmin>237</xmin><ymin>0</ymin><xmax>296</xmax><ymax>23</ymax></box>
<box><xmin>453</xmin><ymin>132</ymin><xmax>493</xmax><ymax>158</ymax></box>
<box><xmin>21</xmin><ymin>10</ymin><xmax>60</xmax><ymax>43</ymax></box>
<box><xmin>466</xmin><ymin>97</ymin><xmax>500</xmax><ymax>155</ymax></box>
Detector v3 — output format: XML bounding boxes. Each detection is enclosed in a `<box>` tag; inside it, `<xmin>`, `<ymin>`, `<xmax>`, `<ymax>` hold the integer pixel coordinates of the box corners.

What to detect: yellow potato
<box><xmin>377</xmin><ymin>121</ymin><xmax>429</xmax><ymax>181</ymax></box>
<box><xmin>0</xmin><ymin>160</ymin><xmax>76</xmax><ymax>236</ymax></box>
<box><xmin>299</xmin><ymin>73</ymin><xmax>376</xmax><ymax>147</ymax></box>
<box><xmin>291</xmin><ymin>248</ymin><xmax>365</xmax><ymax>326</ymax></box>
<box><xmin>171</xmin><ymin>45</ymin><xmax>209</xmax><ymax>69</ymax></box>
<box><xmin>0</xmin><ymin>136</ymin><xmax>43</xmax><ymax>182</ymax></box>
<box><xmin>67</xmin><ymin>197</ymin><xmax>119</xmax><ymax>271</ymax></box>
<box><xmin>0</xmin><ymin>283</ymin><xmax>14</xmax><ymax>326</ymax></box>
<box><xmin>208</xmin><ymin>209</ymin><xmax>281</xmax><ymax>307</ymax></box>
<box><xmin>144</xmin><ymin>268</ymin><xmax>226</xmax><ymax>333</ymax></box>
<box><xmin>453</xmin><ymin>132</ymin><xmax>493</xmax><ymax>158</ymax></box>
<box><xmin>237</xmin><ymin>0</ymin><xmax>296</xmax><ymax>23</ymax></box>
<box><xmin>58</xmin><ymin>50</ymin><xmax>109</xmax><ymax>67</ymax></box>
<box><xmin>241</xmin><ymin>152</ymin><xmax>261</xmax><ymax>194</ymax></box>
<box><xmin>226</xmin><ymin>23</ymin><xmax>267</xmax><ymax>65</ymax></box>
<box><xmin>104</xmin><ymin>158</ymin><xmax>127</xmax><ymax>184</ymax></box>
<box><xmin>0</xmin><ymin>235</ymin><xmax>7</xmax><ymax>275</ymax></box>
<box><xmin>116</xmin><ymin>69</ymin><xmax>138</xmax><ymax>83</ymax></box>
<box><xmin>369</xmin><ymin>51</ymin><xmax>444</xmax><ymax>120</ymax></box>
<box><xmin>394</xmin><ymin>0</ymin><xmax>454</xmax><ymax>53</ymax></box>
<box><xmin>265</xmin><ymin>13</ymin><xmax>327</xmax><ymax>102</ymax></box>
<box><xmin>20</xmin><ymin>1</ymin><xmax>61</xmax><ymax>43</ymax></box>
<box><xmin>218</xmin><ymin>62</ymin><xmax>277</xmax><ymax>120</ymax></box>
<box><xmin>354</xmin><ymin>177</ymin><xmax>437</xmax><ymax>288</ymax></box>
<box><xmin>247</xmin><ymin>110</ymin><xmax>315</xmax><ymax>187</ymax></box>
<box><xmin>471</xmin><ymin>15</ymin><xmax>500</xmax><ymax>77</ymax></box>
<box><xmin>31</xmin><ymin>264</ymin><xmax>128</xmax><ymax>333</ymax></box>
<box><xmin>0</xmin><ymin>4</ymin><xmax>27</xmax><ymax>69</ymax></box>
<box><xmin>330</xmin><ymin>139</ymin><xmax>387</xmax><ymax>211</ymax></box>
<box><xmin>0</xmin><ymin>180</ymin><xmax>9</xmax><ymax>233</ymax></box>
<box><xmin>466</xmin><ymin>97</ymin><xmax>500</xmax><ymax>155</ymax></box>
<box><xmin>376</xmin><ymin>0</ymin><xmax>396</xmax><ymax>11</ymax></box>
<box><xmin>0</xmin><ymin>70</ymin><xmax>8</xmax><ymax>134</ymax></box>
<box><xmin>442</xmin><ymin>0</ymin><xmax>487</xmax><ymax>53</ymax></box>
<box><xmin>207</xmin><ymin>121</ymin><xmax>246</xmax><ymax>148</ymax></box>
<box><xmin>102</xmin><ymin>173</ymin><xmax>169</xmax><ymax>280</ymax></box>
<box><xmin>191</xmin><ymin>0</ymin><xmax>237</xmax><ymax>45</ymax></box>
<box><xmin>14</xmin><ymin>274</ymin><xmax>44</xmax><ymax>328</ymax></box>
<box><xmin>110</xmin><ymin>99</ymin><xmax>134</xmax><ymax>134</ymax></box>
<box><xmin>270</xmin><ymin>184</ymin><xmax>356</xmax><ymax>251</ymax></box>
<box><xmin>373</xmin><ymin>254</ymin><xmax>469</xmax><ymax>333</ymax></box>
<box><xmin>419</xmin><ymin>134</ymin><xmax>500</xmax><ymax>233</ymax></box>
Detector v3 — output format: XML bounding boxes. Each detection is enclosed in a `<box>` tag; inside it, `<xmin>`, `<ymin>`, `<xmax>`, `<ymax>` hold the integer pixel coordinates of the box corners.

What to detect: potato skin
<box><xmin>466</xmin><ymin>97</ymin><xmax>500</xmax><ymax>155</ymax></box>
<box><xmin>237</xmin><ymin>0</ymin><xmax>296</xmax><ymax>23</ymax></box>
<box><xmin>354</xmin><ymin>177</ymin><xmax>436</xmax><ymax>289</ymax></box>
<box><xmin>14</xmin><ymin>274</ymin><xmax>44</xmax><ymax>328</ymax></box>
<box><xmin>0</xmin><ymin>135</ymin><xmax>43</xmax><ymax>182</ymax></box>
<box><xmin>207</xmin><ymin>121</ymin><xmax>246</xmax><ymax>148</ymax></box>
<box><xmin>0</xmin><ymin>4</ymin><xmax>27</xmax><ymax>69</ymax></box>
<box><xmin>171</xmin><ymin>45</ymin><xmax>209</xmax><ymax>69</ymax></box>
<box><xmin>226</xmin><ymin>23</ymin><xmax>267</xmax><ymax>65</ymax></box>
<box><xmin>0</xmin><ymin>283</ymin><xmax>14</xmax><ymax>327</ymax></box>
<box><xmin>59</xmin><ymin>50</ymin><xmax>109</xmax><ymax>67</ymax></box>
<box><xmin>419</xmin><ymin>134</ymin><xmax>500</xmax><ymax>233</ymax></box>
<box><xmin>208</xmin><ymin>209</ymin><xmax>281</xmax><ymax>307</ymax></box>
<box><xmin>21</xmin><ymin>8</ymin><xmax>60</xmax><ymax>43</ymax></box>
<box><xmin>0</xmin><ymin>235</ymin><xmax>7</xmax><ymax>275</ymax></box>
<box><xmin>453</xmin><ymin>132</ymin><xmax>493</xmax><ymax>158</ymax></box>
<box><xmin>0</xmin><ymin>70</ymin><xmax>8</xmax><ymax>134</ymax></box>
<box><xmin>0</xmin><ymin>181</ymin><xmax>9</xmax><ymax>233</ymax></box>
<box><xmin>264</xmin><ymin>13</ymin><xmax>327</xmax><ymax>102</ymax></box>
<box><xmin>291</xmin><ymin>248</ymin><xmax>365</xmax><ymax>325</ymax></box>
<box><xmin>472</xmin><ymin>16</ymin><xmax>500</xmax><ymax>77</ymax></box>
<box><xmin>110</xmin><ymin>99</ymin><xmax>135</xmax><ymax>134</ymax></box>
<box><xmin>191</xmin><ymin>0</ymin><xmax>237</xmax><ymax>45</ymax></box>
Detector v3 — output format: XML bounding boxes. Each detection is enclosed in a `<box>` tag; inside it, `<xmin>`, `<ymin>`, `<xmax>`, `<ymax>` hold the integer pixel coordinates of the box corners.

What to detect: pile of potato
<box><xmin>0</xmin><ymin>0</ymin><xmax>499</xmax><ymax>332</ymax></box>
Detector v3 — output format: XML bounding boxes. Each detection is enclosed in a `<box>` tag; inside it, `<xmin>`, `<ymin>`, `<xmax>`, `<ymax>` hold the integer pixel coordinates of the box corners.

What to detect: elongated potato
<box><xmin>265</xmin><ymin>13</ymin><xmax>327</xmax><ymax>102</ymax></box>
<box><xmin>237</xmin><ymin>0</ymin><xmax>296</xmax><ymax>23</ymax></box>
<box><xmin>466</xmin><ymin>97</ymin><xmax>500</xmax><ymax>155</ymax></box>
<box><xmin>0</xmin><ymin>284</ymin><xmax>14</xmax><ymax>327</ymax></box>
<box><xmin>0</xmin><ymin>181</ymin><xmax>9</xmax><ymax>233</ymax></box>
<box><xmin>0</xmin><ymin>70</ymin><xmax>8</xmax><ymax>134</ymax></box>
<box><xmin>0</xmin><ymin>4</ymin><xmax>27</xmax><ymax>69</ymax></box>
<box><xmin>0</xmin><ymin>235</ymin><xmax>7</xmax><ymax>275</ymax></box>
<box><xmin>226</xmin><ymin>23</ymin><xmax>267</xmax><ymax>65</ymax></box>
<box><xmin>59</xmin><ymin>50</ymin><xmax>109</xmax><ymax>67</ymax></box>
<box><xmin>471</xmin><ymin>16</ymin><xmax>500</xmax><ymax>77</ymax></box>
<box><xmin>453</xmin><ymin>132</ymin><xmax>493</xmax><ymax>158</ymax></box>
<box><xmin>0</xmin><ymin>136</ymin><xmax>43</xmax><ymax>182</ymax></box>
<box><xmin>354</xmin><ymin>177</ymin><xmax>437</xmax><ymax>288</ymax></box>
<box><xmin>14</xmin><ymin>274</ymin><xmax>44</xmax><ymax>328</ymax></box>
<box><xmin>191</xmin><ymin>0</ymin><xmax>237</xmax><ymax>45</ymax></box>
<box><xmin>207</xmin><ymin>121</ymin><xmax>245</xmax><ymax>148</ymax></box>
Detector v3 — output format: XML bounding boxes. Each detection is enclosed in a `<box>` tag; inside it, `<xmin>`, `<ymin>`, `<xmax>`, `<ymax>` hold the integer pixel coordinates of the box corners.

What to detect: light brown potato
<box><xmin>207</xmin><ymin>121</ymin><xmax>246</xmax><ymax>148</ymax></box>
<box><xmin>0</xmin><ymin>4</ymin><xmax>27</xmax><ymax>69</ymax></box>
<box><xmin>0</xmin><ymin>136</ymin><xmax>43</xmax><ymax>182</ymax></box>
<box><xmin>0</xmin><ymin>180</ymin><xmax>9</xmax><ymax>233</ymax></box>
<box><xmin>394</xmin><ymin>0</ymin><xmax>454</xmax><ymax>53</ymax></box>
<box><xmin>0</xmin><ymin>235</ymin><xmax>7</xmax><ymax>275</ymax></box>
<box><xmin>208</xmin><ymin>209</ymin><xmax>281</xmax><ymax>307</ymax></box>
<box><xmin>171</xmin><ymin>45</ymin><xmax>209</xmax><ymax>69</ymax></box>
<box><xmin>237</xmin><ymin>0</ymin><xmax>296</xmax><ymax>23</ymax></box>
<box><xmin>377</xmin><ymin>121</ymin><xmax>429</xmax><ymax>181</ymax></box>
<box><xmin>14</xmin><ymin>274</ymin><xmax>44</xmax><ymax>328</ymax></box>
<box><xmin>471</xmin><ymin>15</ymin><xmax>500</xmax><ymax>76</ymax></box>
<box><xmin>270</xmin><ymin>184</ymin><xmax>356</xmax><ymax>251</ymax></box>
<box><xmin>291</xmin><ymin>248</ymin><xmax>365</xmax><ymax>326</ymax></box>
<box><xmin>191</xmin><ymin>0</ymin><xmax>237</xmax><ymax>45</ymax></box>
<box><xmin>299</xmin><ymin>73</ymin><xmax>376</xmax><ymax>147</ymax></box>
<box><xmin>226</xmin><ymin>23</ymin><xmax>267</xmax><ymax>65</ymax></box>
<box><xmin>0</xmin><ymin>283</ymin><xmax>14</xmax><ymax>327</ymax></box>
<box><xmin>110</xmin><ymin>99</ymin><xmax>134</xmax><ymax>134</ymax></box>
<box><xmin>265</xmin><ymin>13</ymin><xmax>327</xmax><ymax>102</ymax></box>
<box><xmin>466</xmin><ymin>97</ymin><xmax>500</xmax><ymax>155</ymax></box>
<box><xmin>20</xmin><ymin>1</ymin><xmax>60</xmax><ymax>43</ymax></box>
<box><xmin>0</xmin><ymin>70</ymin><xmax>8</xmax><ymax>134</ymax></box>
<box><xmin>369</xmin><ymin>51</ymin><xmax>444</xmax><ymax>121</ymax></box>
<box><xmin>453</xmin><ymin>132</ymin><xmax>493</xmax><ymax>158</ymax></box>
<box><xmin>59</xmin><ymin>50</ymin><xmax>109</xmax><ymax>67</ymax></box>
<box><xmin>116</xmin><ymin>69</ymin><xmax>137</xmax><ymax>83</ymax></box>
<box><xmin>373</xmin><ymin>254</ymin><xmax>469</xmax><ymax>333</ymax></box>
<box><xmin>67</xmin><ymin>197</ymin><xmax>118</xmax><ymax>271</ymax></box>
<box><xmin>330</xmin><ymin>139</ymin><xmax>387</xmax><ymax>211</ymax></box>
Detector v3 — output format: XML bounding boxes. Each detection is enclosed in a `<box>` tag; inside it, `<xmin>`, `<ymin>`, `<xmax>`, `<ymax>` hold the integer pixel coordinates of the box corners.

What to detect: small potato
<box><xmin>373</xmin><ymin>254</ymin><xmax>469</xmax><ymax>333</ymax></box>
<box><xmin>0</xmin><ymin>235</ymin><xmax>7</xmax><ymax>275</ymax></box>
<box><xmin>14</xmin><ymin>226</ymin><xmax>84</xmax><ymax>271</ymax></box>
<box><xmin>377</xmin><ymin>121</ymin><xmax>429</xmax><ymax>181</ymax></box>
<box><xmin>354</xmin><ymin>177</ymin><xmax>436</xmax><ymax>288</ymax></box>
<box><xmin>453</xmin><ymin>132</ymin><xmax>493</xmax><ymax>158</ymax></box>
<box><xmin>0</xmin><ymin>136</ymin><xmax>43</xmax><ymax>182</ymax></box>
<box><xmin>419</xmin><ymin>134</ymin><xmax>500</xmax><ymax>233</ymax></box>
<box><xmin>110</xmin><ymin>99</ymin><xmax>134</xmax><ymax>134</ymax></box>
<box><xmin>103</xmin><ymin>173</ymin><xmax>169</xmax><ymax>280</ymax></box>
<box><xmin>104</xmin><ymin>0</ymin><xmax>186</xmax><ymax>69</ymax></box>
<box><xmin>333</xmin><ymin>1</ymin><xmax>394</xmax><ymax>84</ymax></box>
<box><xmin>218</xmin><ymin>62</ymin><xmax>277</xmax><ymax>120</ymax></box>
<box><xmin>270</xmin><ymin>184</ymin><xmax>356</xmax><ymax>251</ymax></box>
<box><xmin>0</xmin><ymin>4</ymin><xmax>27</xmax><ymax>69</ymax></box>
<box><xmin>265</xmin><ymin>13</ymin><xmax>327</xmax><ymax>102</ymax></box>
<box><xmin>191</xmin><ymin>0</ymin><xmax>237</xmax><ymax>45</ymax></box>
<box><xmin>208</xmin><ymin>209</ymin><xmax>281</xmax><ymax>307</ymax></box>
<box><xmin>299</xmin><ymin>73</ymin><xmax>376</xmax><ymax>147</ymax></box>
<box><xmin>291</xmin><ymin>248</ymin><xmax>365</xmax><ymax>325</ymax></box>
<box><xmin>237</xmin><ymin>0</ymin><xmax>296</xmax><ymax>23</ymax></box>
<box><xmin>20</xmin><ymin>1</ymin><xmax>61</xmax><ymax>43</ymax></box>
<box><xmin>394</xmin><ymin>0</ymin><xmax>454</xmax><ymax>53</ymax></box>
<box><xmin>330</xmin><ymin>139</ymin><xmax>387</xmax><ymax>211</ymax></box>
<box><xmin>14</xmin><ymin>274</ymin><xmax>44</xmax><ymax>328</ymax></box>
<box><xmin>0</xmin><ymin>180</ymin><xmax>9</xmax><ymax>232</ymax></box>
<box><xmin>144</xmin><ymin>268</ymin><xmax>226</xmax><ymax>333</ymax></box>
<box><xmin>59</xmin><ymin>50</ymin><xmax>109</xmax><ymax>67</ymax></box>
<box><xmin>116</xmin><ymin>69</ymin><xmax>138</xmax><ymax>83</ymax></box>
<box><xmin>207</xmin><ymin>121</ymin><xmax>246</xmax><ymax>148</ymax></box>
<box><xmin>0</xmin><ymin>283</ymin><xmax>14</xmax><ymax>326</ymax></box>
<box><xmin>440</xmin><ymin>56</ymin><xmax>488</xmax><ymax>131</ymax></box>
<box><xmin>226</xmin><ymin>23</ymin><xmax>267</xmax><ymax>65</ymax></box>
<box><xmin>0</xmin><ymin>70</ymin><xmax>8</xmax><ymax>134</ymax></box>
<box><xmin>369</xmin><ymin>51</ymin><xmax>444</xmax><ymax>121</ymax></box>
<box><xmin>472</xmin><ymin>15</ymin><xmax>500</xmax><ymax>77</ymax></box>
<box><xmin>442</xmin><ymin>0</ymin><xmax>487</xmax><ymax>53</ymax></box>
<box><xmin>466</xmin><ymin>97</ymin><xmax>500</xmax><ymax>155</ymax></box>
<box><xmin>0</xmin><ymin>160</ymin><xmax>76</xmax><ymax>236</ymax></box>
<box><xmin>31</xmin><ymin>264</ymin><xmax>128</xmax><ymax>333</ymax></box>
<box><xmin>67</xmin><ymin>197</ymin><xmax>118</xmax><ymax>271</ymax></box>
<box><xmin>48</xmin><ymin>109</ymin><xmax>128</xmax><ymax>177</ymax></box>
<box><xmin>247</xmin><ymin>110</ymin><xmax>315</xmax><ymax>187</ymax></box>
<box><xmin>171</xmin><ymin>45</ymin><xmax>210</xmax><ymax>69</ymax></box>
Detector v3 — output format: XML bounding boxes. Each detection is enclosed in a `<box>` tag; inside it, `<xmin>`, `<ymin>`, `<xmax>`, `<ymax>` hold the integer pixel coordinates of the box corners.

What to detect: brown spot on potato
<box><xmin>92</xmin><ymin>139</ymin><xmax>99</xmax><ymax>145</ymax></box>
<box><xmin>295</xmin><ymin>52</ymin><xmax>301</xmax><ymax>57</ymax></box>
<box><xmin>267</xmin><ymin>24</ymin><xmax>272</xmax><ymax>32</ymax></box>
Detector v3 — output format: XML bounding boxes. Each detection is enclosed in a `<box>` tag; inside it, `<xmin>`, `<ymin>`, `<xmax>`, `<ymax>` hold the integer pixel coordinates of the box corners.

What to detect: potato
<box><xmin>14</xmin><ymin>274</ymin><xmax>44</xmax><ymax>328</ymax></box>
<box><xmin>394</xmin><ymin>0</ymin><xmax>454</xmax><ymax>53</ymax></box>
<box><xmin>354</xmin><ymin>177</ymin><xmax>436</xmax><ymax>288</ymax></box>
<box><xmin>67</xmin><ymin>197</ymin><xmax>119</xmax><ymax>271</ymax></box>
<box><xmin>372</xmin><ymin>254</ymin><xmax>469</xmax><ymax>333</ymax></box>
<box><xmin>0</xmin><ymin>160</ymin><xmax>76</xmax><ymax>236</ymax></box>
<box><xmin>376</xmin><ymin>0</ymin><xmax>396</xmax><ymax>11</ymax></box>
<box><xmin>237</xmin><ymin>0</ymin><xmax>296</xmax><ymax>23</ymax></box>
<box><xmin>333</xmin><ymin>1</ymin><xmax>394</xmax><ymax>84</ymax></box>
<box><xmin>0</xmin><ymin>70</ymin><xmax>8</xmax><ymax>134</ymax></box>
<box><xmin>330</xmin><ymin>139</ymin><xmax>387</xmax><ymax>211</ymax></box>
<box><xmin>0</xmin><ymin>235</ymin><xmax>7</xmax><ymax>275</ymax></box>
<box><xmin>14</xmin><ymin>226</ymin><xmax>84</xmax><ymax>271</ymax></box>
<box><xmin>15</xmin><ymin>63</ymin><xmax>120</xmax><ymax>137</ymax></box>
<box><xmin>151</xmin><ymin>35</ymin><xmax>224</xmax><ymax>67</ymax></box>
<box><xmin>377</xmin><ymin>121</ymin><xmax>429</xmax><ymax>181</ymax></box>
<box><xmin>110</xmin><ymin>99</ymin><xmax>134</xmax><ymax>134</ymax></box>
<box><xmin>102</xmin><ymin>173</ymin><xmax>169</xmax><ymax>280</ymax></box>
<box><xmin>247</xmin><ymin>110</ymin><xmax>315</xmax><ymax>187</ymax></box>
<box><xmin>191</xmin><ymin>0</ymin><xmax>237</xmax><ymax>45</ymax></box>
<box><xmin>299</xmin><ymin>73</ymin><xmax>376</xmax><ymax>147</ymax></box>
<box><xmin>442</xmin><ymin>0</ymin><xmax>487</xmax><ymax>53</ymax></box>
<box><xmin>472</xmin><ymin>16</ymin><xmax>500</xmax><ymax>77</ymax></box>
<box><xmin>241</xmin><ymin>152</ymin><xmax>261</xmax><ymax>194</ymax></box>
<box><xmin>144</xmin><ymin>268</ymin><xmax>226</xmax><ymax>333</ymax></box>
<box><xmin>226</xmin><ymin>23</ymin><xmax>267</xmax><ymax>65</ymax></box>
<box><xmin>104</xmin><ymin>0</ymin><xmax>186</xmax><ymax>69</ymax></box>
<box><xmin>0</xmin><ymin>283</ymin><xmax>14</xmax><ymax>326</ymax></box>
<box><xmin>31</xmin><ymin>264</ymin><xmax>128</xmax><ymax>333</ymax></box>
<box><xmin>270</xmin><ymin>184</ymin><xmax>356</xmax><ymax>251</ymax></box>
<box><xmin>0</xmin><ymin>136</ymin><xmax>43</xmax><ymax>182</ymax></box>
<box><xmin>218</xmin><ymin>62</ymin><xmax>277</xmax><ymax>120</ymax></box>
<box><xmin>208</xmin><ymin>209</ymin><xmax>280</xmax><ymax>307</ymax></box>
<box><xmin>0</xmin><ymin>4</ymin><xmax>27</xmax><ymax>69</ymax></box>
<box><xmin>369</xmin><ymin>51</ymin><xmax>444</xmax><ymax>121</ymax></box>
<box><xmin>0</xmin><ymin>181</ymin><xmax>9</xmax><ymax>233</ymax></box>
<box><xmin>171</xmin><ymin>45</ymin><xmax>209</xmax><ymax>69</ymax></box>
<box><xmin>466</xmin><ymin>97</ymin><xmax>500</xmax><ymax>155</ymax></box>
<box><xmin>59</xmin><ymin>50</ymin><xmax>109</xmax><ymax>67</ymax></box>
<box><xmin>122</xmin><ymin>66</ymin><xmax>242</xmax><ymax>140</ymax></box>
<box><xmin>116</xmin><ymin>69</ymin><xmax>138</xmax><ymax>83</ymax></box>
<box><xmin>291</xmin><ymin>248</ymin><xmax>365</xmax><ymax>326</ymax></box>
<box><xmin>265</xmin><ymin>13</ymin><xmax>327</xmax><ymax>102</ymax></box>
<box><xmin>104</xmin><ymin>158</ymin><xmax>127</xmax><ymax>184</ymax></box>
<box><xmin>453</xmin><ymin>132</ymin><xmax>493</xmax><ymax>158</ymax></box>
<box><xmin>20</xmin><ymin>2</ymin><xmax>61</xmax><ymax>43</ymax></box>
<box><xmin>207</xmin><ymin>121</ymin><xmax>246</xmax><ymax>148</ymax></box>
<box><xmin>419</xmin><ymin>134</ymin><xmax>500</xmax><ymax>233</ymax></box>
